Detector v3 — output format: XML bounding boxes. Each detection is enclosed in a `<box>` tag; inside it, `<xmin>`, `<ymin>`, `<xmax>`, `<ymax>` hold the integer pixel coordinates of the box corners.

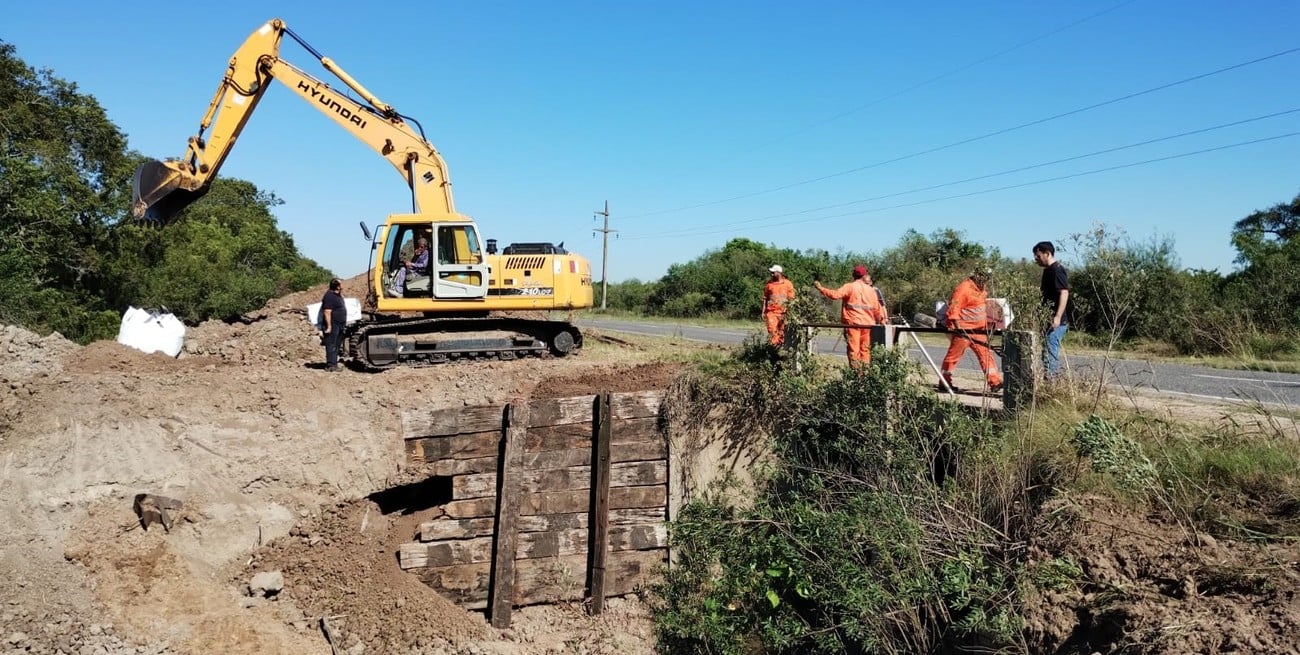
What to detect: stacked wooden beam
<box><xmin>399</xmin><ymin>391</ymin><xmax>669</xmax><ymax>612</ymax></box>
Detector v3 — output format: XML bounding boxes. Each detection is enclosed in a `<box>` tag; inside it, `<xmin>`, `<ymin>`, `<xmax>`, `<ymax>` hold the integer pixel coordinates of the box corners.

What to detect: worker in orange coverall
<box><xmin>814</xmin><ymin>265</ymin><xmax>887</xmax><ymax>367</ymax></box>
<box><xmin>940</xmin><ymin>269</ymin><xmax>1003</xmax><ymax>392</ymax></box>
<box><xmin>762</xmin><ymin>264</ymin><xmax>796</xmax><ymax>345</ymax></box>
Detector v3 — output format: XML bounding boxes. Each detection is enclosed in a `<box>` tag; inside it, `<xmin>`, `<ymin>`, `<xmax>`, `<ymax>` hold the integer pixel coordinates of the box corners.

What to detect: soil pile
<box><xmin>0</xmin><ymin>277</ymin><xmax>676</xmax><ymax>655</ymax></box>
<box><xmin>1023</xmin><ymin>495</ymin><xmax>1300</xmax><ymax>654</ymax></box>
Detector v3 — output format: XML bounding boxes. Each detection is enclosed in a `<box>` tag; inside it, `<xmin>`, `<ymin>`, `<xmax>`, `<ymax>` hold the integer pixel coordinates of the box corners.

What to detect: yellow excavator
<box><xmin>131</xmin><ymin>18</ymin><xmax>593</xmax><ymax>368</ymax></box>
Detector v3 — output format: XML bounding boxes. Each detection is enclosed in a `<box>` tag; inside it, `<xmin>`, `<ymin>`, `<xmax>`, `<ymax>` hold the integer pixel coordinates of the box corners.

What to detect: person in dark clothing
<box><xmin>1033</xmin><ymin>241</ymin><xmax>1070</xmax><ymax>379</ymax></box>
<box><xmin>320</xmin><ymin>278</ymin><xmax>348</xmax><ymax>372</ymax></box>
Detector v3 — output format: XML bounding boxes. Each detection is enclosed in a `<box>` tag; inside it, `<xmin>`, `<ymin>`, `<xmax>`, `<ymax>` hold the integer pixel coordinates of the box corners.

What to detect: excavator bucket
<box><xmin>131</xmin><ymin>160</ymin><xmax>209</xmax><ymax>225</ymax></box>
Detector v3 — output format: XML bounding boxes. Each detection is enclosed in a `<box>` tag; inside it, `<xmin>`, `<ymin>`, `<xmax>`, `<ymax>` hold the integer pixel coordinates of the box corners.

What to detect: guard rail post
<box><xmin>1002</xmin><ymin>330</ymin><xmax>1037</xmax><ymax>412</ymax></box>
<box><xmin>869</xmin><ymin>324</ymin><xmax>898</xmax><ymax>350</ymax></box>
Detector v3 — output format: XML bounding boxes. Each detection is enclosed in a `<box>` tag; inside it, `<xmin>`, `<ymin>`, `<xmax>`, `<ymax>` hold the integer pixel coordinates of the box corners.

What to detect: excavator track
<box><xmin>345</xmin><ymin>315</ymin><xmax>582</xmax><ymax>370</ymax></box>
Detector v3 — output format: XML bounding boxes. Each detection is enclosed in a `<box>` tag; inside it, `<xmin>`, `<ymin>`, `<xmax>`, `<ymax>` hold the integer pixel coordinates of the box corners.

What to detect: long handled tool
<box><xmin>896</xmin><ymin>317</ymin><xmax>956</xmax><ymax>396</ymax></box>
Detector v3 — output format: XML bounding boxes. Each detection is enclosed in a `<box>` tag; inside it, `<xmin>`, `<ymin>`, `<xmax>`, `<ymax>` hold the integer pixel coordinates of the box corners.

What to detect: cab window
<box><xmin>437</xmin><ymin>225</ymin><xmax>483</xmax><ymax>265</ymax></box>
<box><xmin>383</xmin><ymin>227</ymin><xmax>417</xmax><ymax>271</ymax></box>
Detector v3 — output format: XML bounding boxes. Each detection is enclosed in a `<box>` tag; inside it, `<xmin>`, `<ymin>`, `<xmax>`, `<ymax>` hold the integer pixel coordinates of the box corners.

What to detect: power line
<box><xmin>757</xmin><ymin>0</ymin><xmax>1141</xmax><ymax>146</ymax></box>
<box><xmin>622</xmin><ymin>131</ymin><xmax>1300</xmax><ymax>240</ymax></box>
<box><xmin>625</xmin><ymin>107</ymin><xmax>1300</xmax><ymax>239</ymax></box>
<box><xmin>624</xmin><ymin>45</ymin><xmax>1300</xmax><ymax>220</ymax></box>
<box><xmin>694</xmin><ymin>0</ymin><xmax>1141</xmax><ymax>171</ymax></box>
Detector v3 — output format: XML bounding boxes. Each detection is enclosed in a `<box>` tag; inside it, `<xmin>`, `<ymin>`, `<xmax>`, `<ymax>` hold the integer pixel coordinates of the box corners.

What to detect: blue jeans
<box><xmin>1043</xmin><ymin>324</ymin><xmax>1068</xmax><ymax>378</ymax></box>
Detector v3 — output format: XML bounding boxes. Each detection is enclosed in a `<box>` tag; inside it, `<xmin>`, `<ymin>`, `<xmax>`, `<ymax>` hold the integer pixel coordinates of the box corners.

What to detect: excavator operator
<box><xmin>388</xmin><ymin>237</ymin><xmax>430</xmax><ymax>297</ymax></box>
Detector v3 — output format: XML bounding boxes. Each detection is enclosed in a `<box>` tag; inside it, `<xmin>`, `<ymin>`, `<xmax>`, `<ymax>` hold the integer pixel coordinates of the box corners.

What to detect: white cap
<box><xmin>769</xmin><ymin>265</ymin><xmax>783</xmax><ymax>273</ymax></box>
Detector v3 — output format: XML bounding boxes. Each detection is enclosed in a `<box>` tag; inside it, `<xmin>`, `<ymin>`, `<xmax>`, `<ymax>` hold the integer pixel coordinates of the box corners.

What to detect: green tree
<box><xmin>875</xmin><ymin>229</ymin><xmax>990</xmax><ymax>321</ymax></box>
<box><xmin>650</xmin><ymin>238</ymin><xmax>811</xmax><ymax>318</ymax></box>
<box><xmin>0</xmin><ymin>41</ymin><xmax>135</xmax><ymax>341</ymax></box>
<box><xmin>1066</xmin><ymin>224</ymin><xmax>1171</xmax><ymax>345</ymax></box>
<box><xmin>0</xmin><ymin>40</ymin><xmax>330</xmax><ymax>340</ymax></box>
<box><xmin>104</xmin><ymin>179</ymin><xmax>330</xmax><ymax>323</ymax></box>
<box><xmin>1226</xmin><ymin>192</ymin><xmax>1300</xmax><ymax>331</ymax></box>
<box><xmin>601</xmin><ymin>278</ymin><xmax>658</xmax><ymax>311</ymax></box>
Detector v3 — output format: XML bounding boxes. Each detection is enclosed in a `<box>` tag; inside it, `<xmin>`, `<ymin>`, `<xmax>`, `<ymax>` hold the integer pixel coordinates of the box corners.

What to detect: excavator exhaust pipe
<box><xmin>131</xmin><ymin>160</ymin><xmax>209</xmax><ymax>225</ymax></box>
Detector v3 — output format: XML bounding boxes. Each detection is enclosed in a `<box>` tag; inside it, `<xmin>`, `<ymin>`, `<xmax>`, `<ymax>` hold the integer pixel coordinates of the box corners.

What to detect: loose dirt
<box><xmin>0</xmin><ymin>277</ymin><xmax>679</xmax><ymax>655</ymax></box>
<box><xmin>2</xmin><ymin>278</ymin><xmax>1298</xmax><ymax>654</ymax></box>
<box><xmin>1023</xmin><ymin>494</ymin><xmax>1300</xmax><ymax>654</ymax></box>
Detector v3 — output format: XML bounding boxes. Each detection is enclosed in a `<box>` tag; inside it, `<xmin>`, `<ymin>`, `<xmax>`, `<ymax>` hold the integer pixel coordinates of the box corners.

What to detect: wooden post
<box><xmin>1002</xmin><ymin>330</ymin><xmax>1038</xmax><ymax>412</ymax></box>
<box><xmin>489</xmin><ymin>402</ymin><xmax>527</xmax><ymax>628</ymax></box>
<box><xmin>795</xmin><ymin>325</ymin><xmax>814</xmax><ymax>373</ymax></box>
<box><xmin>587</xmin><ymin>392</ymin><xmax>613</xmax><ymax>614</ymax></box>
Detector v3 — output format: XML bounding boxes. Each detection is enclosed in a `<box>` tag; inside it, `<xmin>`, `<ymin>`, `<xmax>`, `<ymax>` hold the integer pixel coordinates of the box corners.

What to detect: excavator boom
<box><xmin>131</xmin><ymin>19</ymin><xmax>456</xmax><ymax>224</ymax></box>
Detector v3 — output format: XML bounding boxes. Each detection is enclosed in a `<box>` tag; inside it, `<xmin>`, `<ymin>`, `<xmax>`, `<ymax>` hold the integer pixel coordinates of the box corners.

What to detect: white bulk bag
<box><xmin>116</xmin><ymin>306</ymin><xmax>186</xmax><ymax>357</ymax></box>
<box><xmin>306</xmin><ymin>298</ymin><xmax>362</xmax><ymax>329</ymax></box>
<box><xmin>935</xmin><ymin>299</ymin><xmax>1013</xmax><ymax>329</ymax></box>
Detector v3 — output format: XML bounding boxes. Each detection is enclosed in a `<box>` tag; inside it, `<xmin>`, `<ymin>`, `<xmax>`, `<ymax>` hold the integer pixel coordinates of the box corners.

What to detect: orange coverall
<box><xmin>817</xmin><ymin>279</ymin><xmax>887</xmax><ymax>365</ymax></box>
<box><xmin>941</xmin><ymin>278</ymin><xmax>1003</xmax><ymax>388</ymax></box>
<box><xmin>763</xmin><ymin>278</ymin><xmax>796</xmax><ymax>345</ymax></box>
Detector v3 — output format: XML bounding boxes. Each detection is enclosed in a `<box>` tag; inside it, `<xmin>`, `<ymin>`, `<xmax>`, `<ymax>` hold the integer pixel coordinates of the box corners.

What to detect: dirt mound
<box><xmin>180</xmin><ymin>275</ymin><xmax>368</xmax><ymax>368</ymax></box>
<box><xmin>1023</xmin><ymin>495</ymin><xmax>1300</xmax><ymax>653</ymax></box>
<box><xmin>0</xmin><ymin>276</ymin><xmax>684</xmax><ymax>655</ymax></box>
<box><xmin>0</xmin><ymin>323</ymin><xmax>79</xmax><ymax>378</ymax></box>
<box><xmin>245</xmin><ymin>500</ymin><xmax>490</xmax><ymax>653</ymax></box>
<box><xmin>0</xmin><ymin>325</ymin><xmax>77</xmax><ymax>434</ymax></box>
<box><xmin>533</xmin><ymin>362</ymin><xmax>684</xmax><ymax>398</ymax></box>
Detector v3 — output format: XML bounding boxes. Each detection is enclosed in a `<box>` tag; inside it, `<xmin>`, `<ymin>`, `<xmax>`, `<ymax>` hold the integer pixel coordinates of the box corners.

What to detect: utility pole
<box><xmin>593</xmin><ymin>200</ymin><xmax>615</xmax><ymax>310</ymax></box>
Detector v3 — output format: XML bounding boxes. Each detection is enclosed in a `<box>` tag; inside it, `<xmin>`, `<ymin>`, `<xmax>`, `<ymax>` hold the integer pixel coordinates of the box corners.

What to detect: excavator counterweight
<box><xmin>131</xmin><ymin>159</ymin><xmax>207</xmax><ymax>225</ymax></box>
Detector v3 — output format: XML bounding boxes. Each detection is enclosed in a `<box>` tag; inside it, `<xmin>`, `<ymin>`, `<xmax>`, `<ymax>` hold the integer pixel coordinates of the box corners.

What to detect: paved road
<box><xmin>577</xmin><ymin>318</ymin><xmax>1300</xmax><ymax>406</ymax></box>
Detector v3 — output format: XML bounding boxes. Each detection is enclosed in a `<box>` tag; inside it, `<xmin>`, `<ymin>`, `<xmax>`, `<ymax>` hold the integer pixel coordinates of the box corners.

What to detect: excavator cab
<box><xmin>132</xmin><ymin>159</ymin><xmax>208</xmax><ymax>225</ymax></box>
<box><xmin>378</xmin><ymin>218</ymin><xmax>488</xmax><ymax>302</ymax></box>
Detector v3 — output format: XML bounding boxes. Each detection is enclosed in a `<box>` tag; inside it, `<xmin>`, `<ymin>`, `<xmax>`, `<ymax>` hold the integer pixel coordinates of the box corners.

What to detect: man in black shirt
<box><xmin>320</xmin><ymin>278</ymin><xmax>348</xmax><ymax>372</ymax></box>
<box><xmin>1033</xmin><ymin>241</ymin><xmax>1070</xmax><ymax>379</ymax></box>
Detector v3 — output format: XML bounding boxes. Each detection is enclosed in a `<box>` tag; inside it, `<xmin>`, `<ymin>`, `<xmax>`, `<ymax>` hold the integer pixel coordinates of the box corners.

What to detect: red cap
<box><xmin>852</xmin><ymin>265</ymin><xmax>868</xmax><ymax>279</ymax></box>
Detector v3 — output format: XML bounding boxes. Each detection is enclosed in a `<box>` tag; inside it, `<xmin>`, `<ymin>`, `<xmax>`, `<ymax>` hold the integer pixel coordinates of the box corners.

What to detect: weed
<box><xmin>652</xmin><ymin>325</ymin><xmax>1300</xmax><ymax>653</ymax></box>
<box><xmin>1029</xmin><ymin>555</ymin><xmax>1085</xmax><ymax>592</ymax></box>
<box><xmin>1069</xmin><ymin>415</ymin><xmax>1158</xmax><ymax>498</ymax></box>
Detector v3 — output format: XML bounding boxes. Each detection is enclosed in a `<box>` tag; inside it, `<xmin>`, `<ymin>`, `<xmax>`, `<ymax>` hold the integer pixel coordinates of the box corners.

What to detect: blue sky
<box><xmin>6</xmin><ymin>1</ymin><xmax>1299</xmax><ymax>281</ymax></box>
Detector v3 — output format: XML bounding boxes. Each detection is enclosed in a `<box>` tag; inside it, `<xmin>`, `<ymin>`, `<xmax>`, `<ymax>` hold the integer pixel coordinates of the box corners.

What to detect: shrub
<box><xmin>652</xmin><ymin>350</ymin><xmax>1019</xmax><ymax>653</ymax></box>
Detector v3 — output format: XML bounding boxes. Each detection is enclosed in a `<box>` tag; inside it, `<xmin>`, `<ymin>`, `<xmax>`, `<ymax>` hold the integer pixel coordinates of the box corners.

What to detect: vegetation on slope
<box><xmin>652</xmin><ymin>344</ymin><xmax>1300</xmax><ymax>653</ymax></box>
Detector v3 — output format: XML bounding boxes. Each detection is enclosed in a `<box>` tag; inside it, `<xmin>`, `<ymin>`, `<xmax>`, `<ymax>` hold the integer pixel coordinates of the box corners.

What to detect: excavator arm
<box><xmin>132</xmin><ymin>18</ymin><xmax>459</xmax><ymax>224</ymax></box>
